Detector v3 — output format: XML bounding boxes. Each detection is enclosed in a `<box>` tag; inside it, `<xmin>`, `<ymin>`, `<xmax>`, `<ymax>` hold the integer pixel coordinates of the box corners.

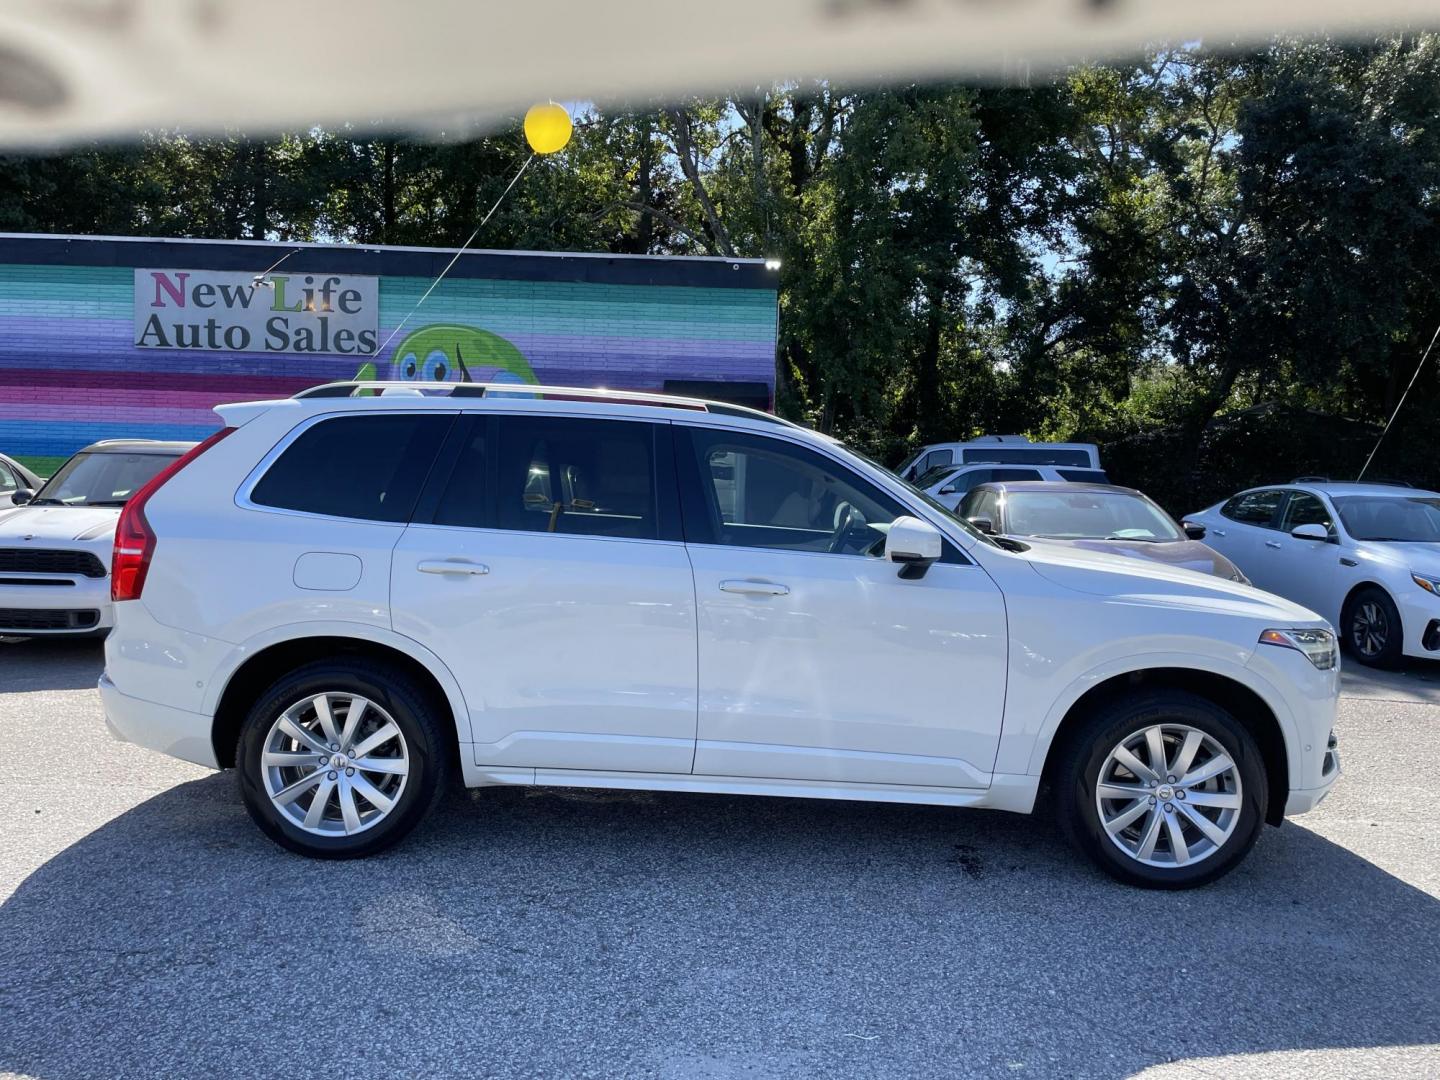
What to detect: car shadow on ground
<box><xmin>1</xmin><ymin>775</ymin><xmax>1436</xmax><ymax>1079</ymax></box>
<box><xmin>0</xmin><ymin>638</ymin><xmax>104</xmax><ymax>691</ymax></box>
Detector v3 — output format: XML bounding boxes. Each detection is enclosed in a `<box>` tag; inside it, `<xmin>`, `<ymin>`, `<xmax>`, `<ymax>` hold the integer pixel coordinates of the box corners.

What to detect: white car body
<box><xmin>100</xmin><ymin>383</ymin><xmax>1341</xmax><ymax>840</ymax></box>
<box><xmin>0</xmin><ymin>441</ymin><xmax>192</xmax><ymax>637</ymax></box>
<box><xmin>920</xmin><ymin>462</ymin><xmax>1111</xmax><ymax>512</ymax></box>
<box><xmin>1188</xmin><ymin>481</ymin><xmax>1440</xmax><ymax>663</ymax></box>
<box><xmin>896</xmin><ymin>435</ymin><xmax>1102</xmax><ymax>484</ymax></box>
<box><xmin>0</xmin><ymin>504</ymin><xmax>117</xmax><ymax>634</ymax></box>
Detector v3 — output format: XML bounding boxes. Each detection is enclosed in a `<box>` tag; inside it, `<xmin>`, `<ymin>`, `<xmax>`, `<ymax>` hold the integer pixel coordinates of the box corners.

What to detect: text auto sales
<box><xmin>134</xmin><ymin>269</ymin><xmax>379</xmax><ymax>355</ymax></box>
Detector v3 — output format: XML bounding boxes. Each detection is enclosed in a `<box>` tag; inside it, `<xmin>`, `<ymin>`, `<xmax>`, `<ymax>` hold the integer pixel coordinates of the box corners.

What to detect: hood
<box><xmin>1017</xmin><ymin>540</ymin><xmax>1323</xmax><ymax>624</ymax></box>
<box><xmin>1029</xmin><ymin>536</ymin><xmax>1246</xmax><ymax>582</ymax></box>
<box><xmin>1359</xmin><ymin>541</ymin><xmax>1440</xmax><ymax>577</ymax></box>
<box><xmin>0</xmin><ymin>504</ymin><xmax>120</xmax><ymax>544</ymax></box>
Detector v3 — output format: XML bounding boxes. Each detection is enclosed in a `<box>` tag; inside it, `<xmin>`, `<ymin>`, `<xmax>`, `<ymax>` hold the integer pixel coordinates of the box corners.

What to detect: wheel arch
<box><xmin>209</xmin><ymin>630</ymin><xmax>469</xmax><ymax>771</ymax></box>
<box><xmin>1038</xmin><ymin>667</ymin><xmax>1290</xmax><ymax>826</ymax></box>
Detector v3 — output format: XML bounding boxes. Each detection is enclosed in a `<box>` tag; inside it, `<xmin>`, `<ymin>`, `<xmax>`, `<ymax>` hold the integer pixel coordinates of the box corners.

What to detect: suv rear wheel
<box><xmin>1057</xmin><ymin>690</ymin><xmax>1268</xmax><ymax>889</ymax></box>
<box><xmin>236</xmin><ymin>659</ymin><xmax>450</xmax><ymax>858</ymax></box>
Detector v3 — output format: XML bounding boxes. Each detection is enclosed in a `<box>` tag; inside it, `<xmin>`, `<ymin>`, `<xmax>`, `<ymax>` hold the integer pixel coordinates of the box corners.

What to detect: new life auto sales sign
<box><xmin>134</xmin><ymin>269</ymin><xmax>379</xmax><ymax>355</ymax></box>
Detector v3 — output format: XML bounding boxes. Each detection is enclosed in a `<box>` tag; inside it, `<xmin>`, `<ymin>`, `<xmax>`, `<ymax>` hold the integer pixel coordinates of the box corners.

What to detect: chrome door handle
<box><xmin>719</xmin><ymin>579</ymin><xmax>789</xmax><ymax>596</ymax></box>
<box><xmin>1264</xmin><ymin>540</ymin><xmax>1281</xmax><ymax>549</ymax></box>
<box><xmin>1212</xmin><ymin>529</ymin><xmax>1227</xmax><ymax>537</ymax></box>
<box><xmin>417</xmin><ymin>559</ymin><xmax>490</xmax><ymax>576</ymax></box>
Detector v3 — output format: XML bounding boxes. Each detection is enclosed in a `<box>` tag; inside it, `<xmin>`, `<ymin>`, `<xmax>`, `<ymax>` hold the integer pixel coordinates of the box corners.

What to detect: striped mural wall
<box><xmin>0</xmin><ymin>236</ymin><xmax>779</xmax><ymax>475</ymax></box>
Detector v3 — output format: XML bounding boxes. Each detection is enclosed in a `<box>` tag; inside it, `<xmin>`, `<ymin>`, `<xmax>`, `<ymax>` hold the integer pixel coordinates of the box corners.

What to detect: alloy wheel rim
<box><xmin>261</xmin><ymin>692</ymin><xmax>409</xmax><ymax>837</ymax></box>
<box><xmin>1095</xmin><ymin>723</ymin><xmax>1242</xmax><ymax>869</ymax></box>
<box><xmin>1352</xmin><ymin>602</ymin><xmax>1388</xmax><ymax>658</ymax></box>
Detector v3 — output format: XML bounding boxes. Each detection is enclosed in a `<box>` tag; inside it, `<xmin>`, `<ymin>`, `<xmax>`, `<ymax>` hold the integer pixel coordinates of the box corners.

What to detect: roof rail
<box><xmin>1365</xmin><ymin>478</ymin><xmax>1415</xmax><ymax>488</ymax></box>
<box><xmin>292</xmin><ymin>380</ymin><xmax>802</xmax><ymax>428</ymax></box>
<box><xmin>1293</xmin><ymin>475</ymin><xmax>1330</xmax><ymax>483</ymax></box>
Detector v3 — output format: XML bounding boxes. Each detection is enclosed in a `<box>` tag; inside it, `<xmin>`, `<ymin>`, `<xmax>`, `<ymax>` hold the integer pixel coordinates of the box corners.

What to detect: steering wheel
<box><xmin>829</xmin><ymin>501</ymin><xmax>863</xmax><ymax>553</ymax></box>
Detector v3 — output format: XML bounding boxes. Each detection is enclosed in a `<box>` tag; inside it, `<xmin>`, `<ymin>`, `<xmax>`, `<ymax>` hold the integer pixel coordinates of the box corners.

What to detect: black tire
<box><xmin>1057</xmin><ymin>690</ymin><xmax>1268</xmax><ymax>889</ymax></box>
<box><xmin>236</xmin><ymin>659</ymin><xmax>450</xmax><ymax>859</ymax></box>
<box><xmin>1343</xmin><ymin>586</ymin><xmax>1405</xmax><ymax>669</ymax></box>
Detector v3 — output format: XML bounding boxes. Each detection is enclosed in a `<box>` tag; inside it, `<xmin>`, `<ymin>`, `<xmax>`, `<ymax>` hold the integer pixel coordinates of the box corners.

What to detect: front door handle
<box><xmin>1340</xmin><ymin>556</ymin><xmax>1358</xmax><ymax>567</ymax></box>
<box><xmin>719</xmin><ymin>579</ymin><xmax>790</xmax><ymax>596</ymax></box>
<box><xmin>417</xmin><ymin>559</ymin><xmax>490</xmax><ymax>576</ymax></box>
<box><xmin>1212</xmin><ymin>529</ymin><xmax>1227</xmax><ymax>537</ymax></box>
<box><xmin>1264</xmin><ymin>540</ymin><xmax>1282</xmax><ymax>549</ymax></box>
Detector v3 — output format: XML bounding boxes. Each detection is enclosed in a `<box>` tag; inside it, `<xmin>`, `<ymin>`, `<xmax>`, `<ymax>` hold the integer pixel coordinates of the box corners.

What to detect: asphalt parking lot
<box><xmin>1</xmin><ymin>642</ymin><xmax>1438</xmax><ymax>1080</ymax></box>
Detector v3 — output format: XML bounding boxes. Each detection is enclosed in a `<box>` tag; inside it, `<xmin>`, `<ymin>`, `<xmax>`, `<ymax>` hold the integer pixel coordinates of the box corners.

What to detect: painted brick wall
<box><xmin>0</xmin><ymin>239</ymin><xmax>779</xmax><ymax>472</ymax></box>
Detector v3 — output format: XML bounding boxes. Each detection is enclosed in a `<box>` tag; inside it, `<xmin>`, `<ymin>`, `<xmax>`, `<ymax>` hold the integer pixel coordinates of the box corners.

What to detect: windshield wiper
<box><xmin>991</xmin><ymin>535</ymin><xmax>1030</xmax><ymax>553</ymax></box>
<box><xmin>86</xmin><ymin>500</ymin><xmax>129</xmax><ymax>507</ymax></box>
<box><xmin>1102</xmin><ymin>535</ymin><xmax>1162</xmax><ymax>543</ymax></box>
<box><xmin>25</xmin><ymin>497</ymin><xmax>64</xmax><ymax>506</ymax></box>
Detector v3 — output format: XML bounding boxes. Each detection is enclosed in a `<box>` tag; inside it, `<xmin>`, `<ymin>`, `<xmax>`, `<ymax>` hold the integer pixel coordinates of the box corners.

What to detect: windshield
<box><xmin>1333</xmin><ymin>495</ymin><xmax>1440</xmax><ymax>542</ymax></box>
<box><xmin>30</xmin><ymin>452</ymin><xmax>181</xmax><ymax>507</ymax></box>
<box><xmin>1005</xmin><ymin>490</ymin><xmax>1184</xmax><ymax>541</ymax></box>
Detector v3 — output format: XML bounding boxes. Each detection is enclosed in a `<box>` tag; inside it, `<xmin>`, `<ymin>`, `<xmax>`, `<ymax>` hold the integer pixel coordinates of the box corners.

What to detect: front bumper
<box><xmin>99</xmin><ymin>672</ymin><xmax>218</xmax><ymax>768</ymax></box>
<box><xmin>0</xmin><ymin>575</ymin><xmax>113</xmax><ymax>635</ymax></box>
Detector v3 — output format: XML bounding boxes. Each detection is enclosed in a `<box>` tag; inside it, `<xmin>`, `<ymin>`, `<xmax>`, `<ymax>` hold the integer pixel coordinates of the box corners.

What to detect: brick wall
<box><xmin>0</xmin><ymin>238</ymin><xmax>779</xmax><ymax>472</ymax></box>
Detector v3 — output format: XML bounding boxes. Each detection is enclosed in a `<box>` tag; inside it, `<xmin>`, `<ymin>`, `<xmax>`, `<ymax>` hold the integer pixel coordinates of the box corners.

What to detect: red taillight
<box><xmin>111</xmin><ymin>426</ymin><xmax>236</xmax><ymax>602</ymax></box>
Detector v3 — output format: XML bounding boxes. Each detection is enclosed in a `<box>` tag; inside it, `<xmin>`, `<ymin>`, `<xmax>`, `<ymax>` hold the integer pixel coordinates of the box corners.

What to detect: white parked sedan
<box><xmin>1187</xmin><ymin>480</ymin><xmax>1440</xmax><ymax>667</ymax></box>
<box><xmin>0</xmin><ymin>439</ymin><xmax>194</xmax><ymax>637</ymax></box>
<box><xmin>100</xmin><ymin>383</ymin><xmax>1341</xmax><ymax>888</ymax></box>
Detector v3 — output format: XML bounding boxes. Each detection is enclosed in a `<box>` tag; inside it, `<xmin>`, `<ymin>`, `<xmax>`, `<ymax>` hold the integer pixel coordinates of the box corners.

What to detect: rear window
<box><xmin>251</xmin><ymin>414</ymin><xmax>452</xmax><ymax>522</ymax></box>
<box><xmin>1220</xmin><ymin>489</ymin><xmax>1285</xmax><ymax>527</ymax></box>
<box><xmin>960</xmin><ymin>447</ymin><xmax>1091</xmax><ymax>466</ymax></box>
<box><xmin>1058</xmin><ymin>469</ymin><xmax>1109</xmax><ymax>483</ymax></box>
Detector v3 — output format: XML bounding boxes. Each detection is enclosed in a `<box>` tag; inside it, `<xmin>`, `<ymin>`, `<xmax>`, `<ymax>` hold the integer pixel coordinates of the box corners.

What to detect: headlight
<box><xmin>1412</xmin><ymin>573</ymin><xmax>1440</xmax><ymax>596</ymax></box>
<box><xmin>1259</xmin><ymin>628</ymin><xmax>1337</xmax><ymax>670</ymax></box>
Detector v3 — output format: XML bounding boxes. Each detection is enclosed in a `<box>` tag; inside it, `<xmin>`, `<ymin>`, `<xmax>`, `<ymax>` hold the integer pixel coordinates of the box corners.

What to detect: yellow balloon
<box><xmin>524</xmin><ymin>103</ymin><xmax>572</xmax><ymax>155</ymax></box>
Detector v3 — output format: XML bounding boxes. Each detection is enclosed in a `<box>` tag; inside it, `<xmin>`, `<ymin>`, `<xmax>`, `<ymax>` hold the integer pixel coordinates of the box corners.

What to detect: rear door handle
<box><xmin>417</xmin><ymin>559</ymin><xmax>490</xmax><ymax>576</ymax></box>
<box><xmin>1264</xmin><ymin>540</ymin><xmax>1282</xmax><ymax>549</ymax></box>
<box><xmin>719</xmin><ymin>579</ymin><xmax>789</xmax><ymax>596</ymax></box>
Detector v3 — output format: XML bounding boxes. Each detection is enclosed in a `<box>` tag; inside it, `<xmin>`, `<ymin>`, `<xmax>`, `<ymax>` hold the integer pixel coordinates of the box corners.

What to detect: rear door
<box><xmin>390</xmin><ymin>412</ymin><xmax>699</xmax><ymax>774</ymax></box>
<box><xmin>1206</xmin><ymin>488</ymin><xmax>1287</xmax><ymax>591</ymax></box>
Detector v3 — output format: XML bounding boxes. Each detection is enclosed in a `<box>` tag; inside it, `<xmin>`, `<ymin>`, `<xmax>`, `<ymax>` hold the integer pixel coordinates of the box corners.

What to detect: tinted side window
<box><xmin>1058</xmin><ymin>468</ymin><xmax>1109</xmax><ymax>483</ymax></box>
<box><xmin>0</xmin><ymin>462</ymin><xmax>15</xmax><ymax>492</ymax></box>
<box><xmin>1281</xmin><ymin>491</ymin><xmax>1333</xmax><ymax>531</ymax></box>
<box><xmin>944</xmin><ymin>469</ymin><xmax>990</xmax><ymax>495</ymax></box>
<box><xmin>921</xmin><ymin>449</ymin><xmax>953</xmax><ymax>474</ymax></box>
<box><xmin>495</xmin><ymin>416</ymin><xmax>657</xmax><ymax>540</ymax></box>
<box><xmin>430</xmin><ymin>420</ymin><xmax>488</xmax><ymax>528</ymax></box>
<box><xmin>252</xmin><ymin>414</ymin><xmax>451</xmax><ymax>522</ymax></box>
<box><xmin>678</xmin><ymin>427</ymin><xmax>906</xmax><ymax>556</ymax></box>
<box><xmin>1221</xmin><ymin>489</ymin><xmax>1285</xmax><ymax>527</ymax></box>
<box><xmin>990</xmin><ymin>468</ymin><xmax>1044</xmax><ymax>483</ymax></box>
<box><xmin>961</xmin><ymin>447</ymin><xmax>1091</xmax><ymax>466</ymax></box>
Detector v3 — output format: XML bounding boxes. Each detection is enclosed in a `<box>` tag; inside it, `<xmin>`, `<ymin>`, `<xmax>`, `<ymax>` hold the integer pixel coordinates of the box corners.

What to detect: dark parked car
<box><xmin>957</xmin><ymin>481</ymin><xmax>1248</xmax><ymax>583</ymax></box>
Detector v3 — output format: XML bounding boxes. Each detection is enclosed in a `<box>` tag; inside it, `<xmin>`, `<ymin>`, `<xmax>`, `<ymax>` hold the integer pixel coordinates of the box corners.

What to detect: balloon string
<box><xmin>374</xmin><ymin>152</ymin><xmax>536</xmax><ymax>359</ymax></box>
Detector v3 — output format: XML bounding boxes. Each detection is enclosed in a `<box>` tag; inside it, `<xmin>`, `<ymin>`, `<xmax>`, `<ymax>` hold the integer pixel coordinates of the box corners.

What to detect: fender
<box><xmin>202</xmin><ymin>620</ymin><xmax>476</xmax><ymax>744</ymax></box>
<box><xmin>1019</xmin><ymin>649</ymin><xmax>1302</xmax><ymax>784</ymax></box>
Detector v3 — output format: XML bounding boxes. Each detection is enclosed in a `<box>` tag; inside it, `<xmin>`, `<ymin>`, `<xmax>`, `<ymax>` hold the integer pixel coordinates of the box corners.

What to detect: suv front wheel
<box><xmin>1058</xmin><ymin>690</ymin><xmax>1268</xmax><ymax>889</ymax></box>
<box><xmin>236</xmin><ymin>659</ymin><xmax>450</xmax><ymax>858</ymax></box>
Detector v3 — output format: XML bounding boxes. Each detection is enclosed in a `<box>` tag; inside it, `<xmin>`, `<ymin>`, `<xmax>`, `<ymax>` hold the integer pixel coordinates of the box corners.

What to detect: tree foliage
<box><xmin>5</xmin><ymin>34</ymin><xmax>1440</xmax><ymax>506</ymax></box>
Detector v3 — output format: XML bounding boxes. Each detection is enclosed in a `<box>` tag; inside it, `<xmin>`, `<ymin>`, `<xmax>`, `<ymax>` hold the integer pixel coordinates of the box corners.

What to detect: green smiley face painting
<box><xmin>352</xmin><ymin>324</ymin><xmax>539</xmax><ymax>387</ymax></box>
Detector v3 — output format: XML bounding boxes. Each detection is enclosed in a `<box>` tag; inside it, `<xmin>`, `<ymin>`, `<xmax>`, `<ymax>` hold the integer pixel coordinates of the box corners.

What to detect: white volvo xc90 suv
<box><xmin>100</xmin><ymin>383</ymin><xmax>1342</xmax><ymax>888</ymax></box>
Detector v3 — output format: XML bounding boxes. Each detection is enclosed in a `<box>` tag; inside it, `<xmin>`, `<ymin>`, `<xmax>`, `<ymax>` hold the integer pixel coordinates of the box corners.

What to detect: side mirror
<box><xmin>1291</xmin><ymin>523</ymin><xmax>1330</xmax><ymax>542</ymax></box>
<box><xmin>9</xmin><ymin>487</ymin><xmax>33</xmax><ymax>506</ymax></box>
<box><xmin>968</xmin><ymin>516</ymin><xmax>995</xmax><ymax>535</ymax></box>
<box><xmin>885</xmin><ymin>515</ymin><xmax>943</xmax><ymax>579</ymax></box>
<box><xmin>938</xmin><ymin>485</ymin><xmax>957</xmax><ymax>496</ymax></box>
<box><xmin>1182</xmin><ymin>521</ymin><xmax>1206</xmax><ymax>540</ymax></box>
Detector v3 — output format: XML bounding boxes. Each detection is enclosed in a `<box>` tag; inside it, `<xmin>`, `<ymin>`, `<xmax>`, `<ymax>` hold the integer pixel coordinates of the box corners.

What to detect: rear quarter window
<box><xmin>250</xmin><ymin>413</ymin><xmax>452</xmax><ymax>522</ymax></box>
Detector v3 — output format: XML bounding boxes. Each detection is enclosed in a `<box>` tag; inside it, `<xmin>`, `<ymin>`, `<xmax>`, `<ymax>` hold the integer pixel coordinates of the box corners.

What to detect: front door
<box><xmin>675</xmin><ymin>425</ymin><xmax>1009</xmax><ymax>789</ymax></box>
<box><xmin>391</xmin><ymin>413</ymin><xmax>698</xmax><ymax>774</ymax></box>
<box><xmin>1268</xmin><ymin>490</ymin><xmax>1341</xmax><ymax>621</ymax></box>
